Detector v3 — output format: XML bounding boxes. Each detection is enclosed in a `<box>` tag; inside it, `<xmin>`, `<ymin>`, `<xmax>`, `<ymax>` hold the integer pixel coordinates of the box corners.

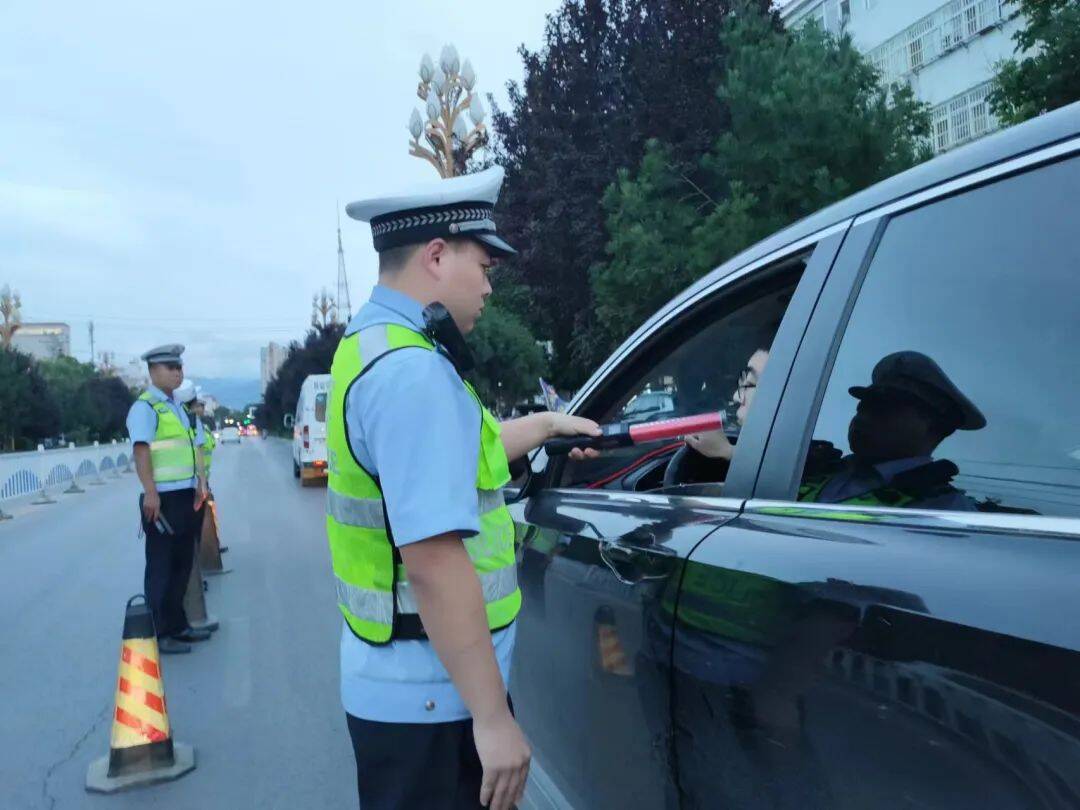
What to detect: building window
<box><xmin>864</xmin><ymin>0</ymin><xmax>1007</xmax><ymax>85</ymax></box>
<box><xmin>930</xmin><ymin>80</ymin><xmax>999</xmax><ymax>152</ymax></box>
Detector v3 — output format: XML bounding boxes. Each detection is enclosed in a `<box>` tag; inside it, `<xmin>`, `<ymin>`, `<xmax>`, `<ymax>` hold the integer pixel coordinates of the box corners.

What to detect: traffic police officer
<box><xmin>330</xmin><ymin>166</ymin><xmax>599</xmax><ymax>810</ymax></box>
<box><xmin>125</xmin><ymin>345</ymin><xmax>210</xmax><ymax>654</ymax></box>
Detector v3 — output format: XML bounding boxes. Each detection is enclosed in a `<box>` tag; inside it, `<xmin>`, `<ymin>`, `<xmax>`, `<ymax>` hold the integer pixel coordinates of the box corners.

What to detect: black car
<box><xmin>511</xmin><ymin>101</ymin><xmax>1080</xmax><ymax>810</ymax></box>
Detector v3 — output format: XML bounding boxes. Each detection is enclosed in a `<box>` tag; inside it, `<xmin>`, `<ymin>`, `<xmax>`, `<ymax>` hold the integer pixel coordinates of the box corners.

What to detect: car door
<box><xmin>671</xmin><ymin>144</ymin><xmax>1080</xmax><ymax>809</ymax></box>
<box><xmin>512</xmin><ymin>230</ymin><xmax>849</xmax><ymax>810</ymax></box>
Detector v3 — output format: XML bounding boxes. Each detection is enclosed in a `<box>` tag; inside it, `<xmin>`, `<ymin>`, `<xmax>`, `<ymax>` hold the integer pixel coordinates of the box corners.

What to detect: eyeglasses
<box><xmin>736</xmin><ymin>368</ymin><xmax>758</xmax><ymax>392</ymax></box>
<box><xmin>163</xmin><ymin>362</ymin><xmax>182</xmax><ymax>371</ymax></box>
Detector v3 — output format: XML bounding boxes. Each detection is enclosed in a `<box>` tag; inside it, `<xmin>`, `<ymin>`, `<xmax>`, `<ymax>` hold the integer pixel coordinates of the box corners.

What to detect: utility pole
<box><xmin>336</xmin><ymin>206</ymin><xmax>351</xmax><ymax>324</ymax></box>
<box><xmin>89</xmin><ymin>320</ymin><xmax>95</xmax><ymax>365</ymax></box>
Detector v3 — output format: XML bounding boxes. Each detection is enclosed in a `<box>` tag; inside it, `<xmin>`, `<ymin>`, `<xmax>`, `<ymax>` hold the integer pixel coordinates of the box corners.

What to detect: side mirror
<box><xmin>283</xmin><ymin>414</ymin><xmax>295</xmax><ymax>429</ymax></box>
<box><xmin>506</xmin><ymin>449</ymin><xmax>550</xmax><ymax>504</ymax></box>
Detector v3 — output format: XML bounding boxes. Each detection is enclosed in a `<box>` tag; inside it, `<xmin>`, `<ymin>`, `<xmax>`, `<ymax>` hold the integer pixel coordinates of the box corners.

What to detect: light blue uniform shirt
<box><xmin>125</xmin><ymin>385</ymin><xmax>205</xmax><ymax>492</ymax></box>
<box><xmin>339</xmin><ymin>285</ymin><xmax>515</xmax><ymax>723</ymax></box>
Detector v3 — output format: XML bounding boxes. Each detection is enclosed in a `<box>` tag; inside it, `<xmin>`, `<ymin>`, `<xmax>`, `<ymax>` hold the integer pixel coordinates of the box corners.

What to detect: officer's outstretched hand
<box><xmin>548</xmin><ymin>413</ymin><xmax>603</xmax><ymax>461</ymax></box>
<box><xmin>474</xmin><ymin>711</ymin><xmax>531</xmax><ymax>810</ymax></box>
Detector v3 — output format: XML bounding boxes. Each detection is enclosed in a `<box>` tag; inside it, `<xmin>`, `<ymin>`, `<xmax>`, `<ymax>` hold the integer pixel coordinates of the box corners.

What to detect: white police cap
<box><xmin>141</xmin><ymin>343</ymin><xmax>185</xmax><ymax>365</ymax></box>
<box><xmin>175</xmin><ymin>380</ymin><xmax>197</xmax><ymax>403</ymax></box>
<box><xmin>345</xmin><ymin>165</ymin><xmax>516</xmax><ymax>257</ymax></box>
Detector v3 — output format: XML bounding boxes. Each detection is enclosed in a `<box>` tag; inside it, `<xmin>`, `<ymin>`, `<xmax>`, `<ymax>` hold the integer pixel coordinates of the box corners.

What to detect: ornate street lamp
<box><xmin>408</xmin><ymin>45</ymin><xmax>488</xmax><ymax>177</ymax></box>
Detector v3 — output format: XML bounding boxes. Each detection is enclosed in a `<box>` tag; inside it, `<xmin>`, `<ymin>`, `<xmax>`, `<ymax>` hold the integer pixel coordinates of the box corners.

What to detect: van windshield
<box><xmin>315</xmin><ymin>393</ymin><xmax>328</xmax><ymax>423</ymax></box>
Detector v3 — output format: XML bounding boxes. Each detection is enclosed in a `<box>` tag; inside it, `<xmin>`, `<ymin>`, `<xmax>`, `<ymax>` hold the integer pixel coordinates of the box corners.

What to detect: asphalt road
<box><xmin>0</xmin><ymin>437</ymin><xmax>356</xmax><ymax>810</ymax></box>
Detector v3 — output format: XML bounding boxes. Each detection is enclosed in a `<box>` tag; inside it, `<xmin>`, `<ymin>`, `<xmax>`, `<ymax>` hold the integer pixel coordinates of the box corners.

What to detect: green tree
<box><xmin>85</xmin><ymin>374</ymin><xmax>135</xmax><ymax>440</ymax></box>
<box><xmin>990</xmin><ymin>0</ymin><xmax>1080</xmax><ymax>126</ymax></box>
<box><xmin>257</xmin><ymin>323</ymin><xmax>345</xmax><ymax>434</ymax></box>
<box><xmin>490</xmin><ymin>0</ymin><xmax>774</xmax><ymax>388</ymax></box>
<box><xmin>37</xmin><ymin>356</ymin><xmax>134</xmax><ymax>443</ymax></box>
<box><xmin>0</xmin><ymin>348</ymin><xmax>60</xmax><ymax>451</ymax></box>
<box><xmin>38</xmin><ymin>356</ymin><xmax>96</xmax><ymax>443</ymax></box>
<box><xmin>468</xmin><ymin>304</ymin><xmax>548</xmax><ymax>413</ymax></box>
<box><xmin>591</xmin><ymin>8</ymin><xmax>931</xmax><ymax>350</ymax></box>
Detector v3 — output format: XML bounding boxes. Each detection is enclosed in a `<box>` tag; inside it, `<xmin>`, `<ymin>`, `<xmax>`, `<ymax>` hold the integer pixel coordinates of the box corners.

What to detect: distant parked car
<box><xmin>219</xmin><ymin>426</ymin><xmax>241</xmax><ymax>444</ymax></box>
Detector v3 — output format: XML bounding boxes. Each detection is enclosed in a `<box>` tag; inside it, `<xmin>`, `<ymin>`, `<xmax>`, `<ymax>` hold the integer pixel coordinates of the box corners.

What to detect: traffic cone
<box><xmin>183</xmin><ymin>554</ymin><xmax>219</xmax><ymax>633</ymax></box>
<box><xmin>86</xmin><ymin>595</ymin><xmax>195</xmax><ymax>793</ymax></box>
<box><xmin>595</xmin><ymin>605</ymin><xmax>633</xmax><ymax>677</ymax></box>
<box><xmin>199</xmin><ymin>497</ymin><xmax>231</xmax><ymax>575</ymax></box>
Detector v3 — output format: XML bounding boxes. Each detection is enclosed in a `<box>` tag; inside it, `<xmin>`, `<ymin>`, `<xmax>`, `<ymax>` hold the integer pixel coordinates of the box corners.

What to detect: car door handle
<box><xmin>601</xmin><ymin>529</ymin><xmax>677</xmax><ymax>557</ymax></box>
<box><xmin>598</xmin><ymin>530</ymin><xmax>677</xmax><ymax>586</ymax></box>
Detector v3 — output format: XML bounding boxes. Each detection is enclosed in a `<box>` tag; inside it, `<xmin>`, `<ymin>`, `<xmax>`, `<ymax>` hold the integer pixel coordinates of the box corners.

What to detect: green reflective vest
<box><xmin>798</xmin><ymin>474</ymin><xmax>917</xmax><ymax>508</ymax></box>
<box><xmin>202</xmin><ymin>425</ymin><xmax>216</xmax><ymax>476</ymax></box>
<box><xmin>325</xmin><ymin>322</ymin><xmax>521</xmax><ymax>644</ymax></box>
<box><xmin>139</xmin><ymin>392</ymin><xmax>197</xmax><ymax>484</ymax></box>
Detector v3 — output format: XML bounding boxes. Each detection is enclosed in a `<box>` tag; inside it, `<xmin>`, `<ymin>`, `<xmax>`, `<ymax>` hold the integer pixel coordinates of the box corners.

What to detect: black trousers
<box><xmin>141</xmin><ymin>489</ymin><xmax>202</xmax><ymax>638</ymax></box>
<box><xmin>346</xmin><ymin>713</ymin><xmax>485</xmax><ymax>810</ymax></box>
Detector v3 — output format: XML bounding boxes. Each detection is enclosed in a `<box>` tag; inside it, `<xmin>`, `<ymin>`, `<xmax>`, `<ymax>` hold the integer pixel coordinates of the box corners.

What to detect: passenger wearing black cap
<box><xmin>800</xmin><ymin>351</ymin><xmax>987</xmax><ymax>511</ymax></box>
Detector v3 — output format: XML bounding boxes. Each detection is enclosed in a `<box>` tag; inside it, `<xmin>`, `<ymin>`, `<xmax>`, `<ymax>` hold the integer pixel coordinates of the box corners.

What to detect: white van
<box><xmin>287</xmin><ymin>374</ymin><xmax>332</xmax><ymax>486</ymax></box>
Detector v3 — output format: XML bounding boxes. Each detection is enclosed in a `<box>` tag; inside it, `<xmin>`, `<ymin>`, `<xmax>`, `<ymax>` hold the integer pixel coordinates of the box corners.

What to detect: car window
<box><xmin>561</xmin><ymin>254</ymin><xmax>810</xmax><ymax>491</ymax></box>
<box><xmin>798</xmin><ymin>157</ymin><xmax>1080</xmax><ymax>517</ymax></box>
<box><xmin>315</xmin><ymin>393</ymin><xmax>328</xmax><ymax>423</ymax></box>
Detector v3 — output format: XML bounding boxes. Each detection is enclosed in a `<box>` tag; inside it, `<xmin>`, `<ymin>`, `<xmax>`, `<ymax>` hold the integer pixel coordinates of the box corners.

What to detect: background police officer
<box><xmin>332</xmin><ymin>166</ymin><xmax>599</xmax><ymax>810</ymax></box>
<box><xmin>125</xmin><ymin>345</ymin><xmax>210</xmax><ymax>654</ymax></box>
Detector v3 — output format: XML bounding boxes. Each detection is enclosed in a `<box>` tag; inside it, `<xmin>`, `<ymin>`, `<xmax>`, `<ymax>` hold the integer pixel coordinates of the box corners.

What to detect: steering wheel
<box><xmin>662</xmin><ymin>444</ymin><xmax>693</xmax><ymax>489</ymax></box>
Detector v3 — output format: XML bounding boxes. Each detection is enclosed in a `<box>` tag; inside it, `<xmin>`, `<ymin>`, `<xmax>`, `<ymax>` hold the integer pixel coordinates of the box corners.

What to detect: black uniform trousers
<box><xmin>346</xmin><ymin>713</ymin><xmax>486</xmax><ymax>810</ymax></box>
<box><xmin>141</xmin><ymin>489</ymin><xmax>203</xmax><ymax>638</ymax></box>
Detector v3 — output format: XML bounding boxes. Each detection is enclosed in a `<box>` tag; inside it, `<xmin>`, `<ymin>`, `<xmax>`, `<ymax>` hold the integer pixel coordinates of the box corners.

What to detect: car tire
<box><xmin>293</xmin><ymin>460</ymin><xmax>301</xmax><ymax>479</ymax></box>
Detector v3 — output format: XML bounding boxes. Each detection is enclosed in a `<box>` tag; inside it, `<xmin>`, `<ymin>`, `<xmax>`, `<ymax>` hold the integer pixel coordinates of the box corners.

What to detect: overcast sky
<box><xmin>2</xmin><ymin>1</ymin><xmax>559</xmax><ymax>379</ymax></box>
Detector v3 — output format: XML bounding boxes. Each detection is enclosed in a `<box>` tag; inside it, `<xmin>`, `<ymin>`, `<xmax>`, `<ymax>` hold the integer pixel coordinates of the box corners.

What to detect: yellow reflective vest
<box><xmin>326</xmin><ymin>322</ymin><xmax>521</xmax><ymax>644</ymax></box>
<box><xmin>201</xmin><ymin>422</ymin><xmax>216</xmax><ymax>477</ymax></box>
<box><xmin>139</xmin><ymin>392</ymin><xmax>197</xmax><ymax>484</ymax></box>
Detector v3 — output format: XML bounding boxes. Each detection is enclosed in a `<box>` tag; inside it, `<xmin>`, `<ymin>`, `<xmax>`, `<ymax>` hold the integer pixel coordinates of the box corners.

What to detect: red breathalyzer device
<box><xmin>543</xmin><ymin>412</ymin><xmax>724</xmax><ymax>456</ymax></box>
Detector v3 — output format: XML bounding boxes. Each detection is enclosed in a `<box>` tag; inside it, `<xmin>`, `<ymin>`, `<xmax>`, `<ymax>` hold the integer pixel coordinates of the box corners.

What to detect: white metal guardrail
<box><xmin>0</xmin><ymin>440</ymin><xmax>133</xmax><ymax>519</ymax></box>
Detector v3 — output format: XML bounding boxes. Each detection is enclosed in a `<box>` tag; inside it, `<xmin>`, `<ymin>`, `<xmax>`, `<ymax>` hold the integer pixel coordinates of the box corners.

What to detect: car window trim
<box><xmin>754</xmin><ymin>136</ymin><xmax>1080</xmax><ymax>524</ymax></box>
<box><xmin>852</xmin><ymin>135</ymin><xmax>1080</xmax><ymax>228</ymax></box>
<box><xmin>542</xmin><ymin>488</ymin><xmax>746</xmax><ymax>516</ymax></box>
<box><xmin>744</xmin><ymin>499</ymin><xmax>1080</xmax><ymax>540</ymax></box>
<box><xmin>566</xmin><ymin>219</ymin><xmax>852</xmax><ymax>415</ymax></box>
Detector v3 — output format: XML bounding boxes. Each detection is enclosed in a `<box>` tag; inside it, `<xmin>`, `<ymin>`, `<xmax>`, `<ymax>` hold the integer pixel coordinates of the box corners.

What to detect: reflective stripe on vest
<box><xmin>139</xmin><ymin>392</ymin><xmax>196</xmax><ymax>484</ymax></box>
<box><xmin>325</xmin><ymin>322</ymin><xmax>521</xmax><ymax>644</ymax></box>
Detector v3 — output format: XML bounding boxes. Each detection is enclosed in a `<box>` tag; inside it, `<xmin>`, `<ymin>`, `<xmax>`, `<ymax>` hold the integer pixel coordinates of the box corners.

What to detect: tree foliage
<box><xmin>468</xmin><ymin>304</ymin><xmax>548</xmax><ymax>413</ymax></box>
<box><xmin>490</xmin><ymin>0</ymin><xmax>773</xmax><ymax>388</ymax></box>
<box><xmin>0</xmin><ymin>348</ymin><xmax>61</xmax><ymax>451</ymax></box>
<box><xmin>258</xmin><ymin>323</ymin><xmax>345</xmax><ymax>433</ymax></box>
<box><xmin>591</xmin><ymin>9</ymin><xmax>931</xmax><ymax>351</ymax></box>
<box><xmin>990</xmin><ymin>0</ymin><xmax>1080</xmax><ymax>126</ymax></box>
<box><xmin>38</xmin><ymin>356</ymin><xmax>129</xmax><ymax>444</ymax></box>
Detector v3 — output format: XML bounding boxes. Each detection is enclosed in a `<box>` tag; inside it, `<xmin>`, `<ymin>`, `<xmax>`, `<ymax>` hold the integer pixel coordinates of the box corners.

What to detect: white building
<box><xmin>780</xmin><ymin>0</ymin><xmax>1024</xmax><ymax>152</ymax></box>
<box><xmin>260</xmin><ymin>341</ymin><xmax>288</xmax><ymax>393</ymax></box>
<box><xmin>11</xmin><ymin>322</ymin><xmax>71</xmax><ymax>360</ymax></box>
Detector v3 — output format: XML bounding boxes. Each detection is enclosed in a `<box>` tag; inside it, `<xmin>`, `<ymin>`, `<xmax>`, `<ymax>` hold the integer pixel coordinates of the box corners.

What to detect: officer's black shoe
<box><xmin>173</xmin><ymin>627</ymin><xmax>212</xmax><ymax>643</ymax></box>
<box><xmin>219</xmin><ymin>546</ymin><xmax>229</xmax><ymax>553</ymax></box>
<box><xmin>159</xmin><ymin>637</ymin><xmax>193</xmax><ymax>654</ymax></box>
